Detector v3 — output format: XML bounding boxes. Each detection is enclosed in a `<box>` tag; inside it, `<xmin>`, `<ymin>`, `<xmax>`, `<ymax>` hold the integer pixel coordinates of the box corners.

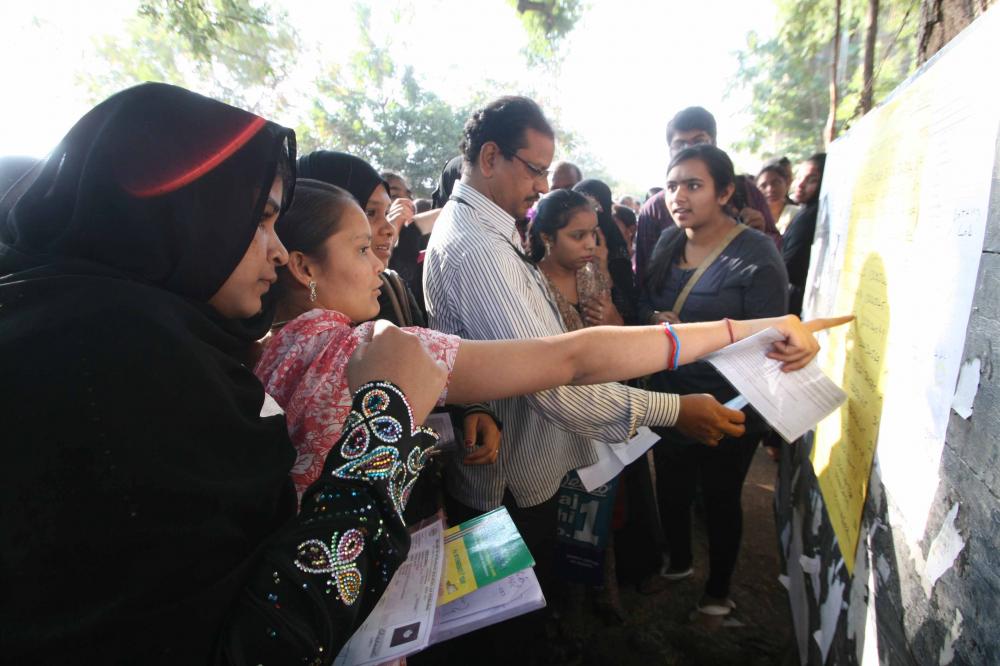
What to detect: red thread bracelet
<box><xmin>724</xmin><ymin>318</ymin><xmax>735</xmax><ymax>344</ymax></box>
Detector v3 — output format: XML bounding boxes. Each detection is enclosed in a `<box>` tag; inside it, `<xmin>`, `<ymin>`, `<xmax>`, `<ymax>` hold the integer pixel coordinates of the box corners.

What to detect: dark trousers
<box><xmin>654</xmin><ymin>430</ymin><xmax>760</xmax><ymax>599</ymax></box>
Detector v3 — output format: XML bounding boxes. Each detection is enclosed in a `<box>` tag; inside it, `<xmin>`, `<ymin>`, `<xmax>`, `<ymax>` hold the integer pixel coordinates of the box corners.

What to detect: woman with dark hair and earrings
<box><xmin>297</xmin><ymin>150</ymin><xmax>424</xmax><ymax>327</ymax></box>
<box><xmin>530</xmin><ymin>187</ymin><xmax>628</xmax><ymax>622</ymax></box>
<box><xmin>293</xmin><ymin>151</ymin><xmax>503</xmax><ymax>523</ymax></box>
<box><xmin>530</xmin><ymin>188</ymin><xmax>622</xmax><ymax>328</ymax></box>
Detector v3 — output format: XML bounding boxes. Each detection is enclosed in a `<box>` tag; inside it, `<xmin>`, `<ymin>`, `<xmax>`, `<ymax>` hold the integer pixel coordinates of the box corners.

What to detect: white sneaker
<box><xmin>660</xmin><ymin>566</ymin><xmax>694</xmax><ymax>581</ymax></box>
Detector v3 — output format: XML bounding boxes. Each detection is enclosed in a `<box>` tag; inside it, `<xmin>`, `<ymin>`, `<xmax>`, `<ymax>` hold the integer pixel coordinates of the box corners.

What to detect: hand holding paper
<box><xmin>704</xmin><ymin>328</ymin><xmax>848</xmax><ymax>442</ymax></box>
<box><xmin>577</xmin><ymin>427</ymin><xmax>661</xmax><ymax>491</ymax></box>
<box><xmin>675</xmin><ymin>393</ymin><xmax>746</xmax><ymax>446</ymax></box>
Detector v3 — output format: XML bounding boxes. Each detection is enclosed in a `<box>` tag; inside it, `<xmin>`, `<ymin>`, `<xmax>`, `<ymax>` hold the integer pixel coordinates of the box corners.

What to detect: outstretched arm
<box><xmin>444</xmin><ymin>314</ymin><xmax>851</xmax><ymax>405</ymax></box>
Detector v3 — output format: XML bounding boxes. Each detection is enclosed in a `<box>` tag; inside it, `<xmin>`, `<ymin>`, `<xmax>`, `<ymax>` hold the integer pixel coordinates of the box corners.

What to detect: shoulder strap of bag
<box><xmin>671</xmin><ymin>223</ymin><xmax>747</xmax><ymax>314</ymax></box>
<box><xmin>379</xmin><ymin>272</ymin><xmax>408</xmax><ymax>326</ymax></box>
<box><xmin>386</xmin><ymin>270</ymin><xmax>414</xmax><ymax>325</ymax></box>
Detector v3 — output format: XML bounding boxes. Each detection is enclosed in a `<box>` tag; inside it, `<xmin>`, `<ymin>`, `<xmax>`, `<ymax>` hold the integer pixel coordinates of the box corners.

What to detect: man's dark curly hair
<box><xmin>460</xmin><ymin>96</ymin><xmax>554</xmax><ymax>166</ymax></box>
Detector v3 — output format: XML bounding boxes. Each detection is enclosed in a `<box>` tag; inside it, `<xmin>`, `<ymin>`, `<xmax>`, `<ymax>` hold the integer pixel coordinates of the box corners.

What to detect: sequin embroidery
<box><xmin>328</xmin><ymin>383</ymin><xmax>436</xmax><ymax>520</ymax></box>
<box><xmin>294</xmin><ymin>529</ymin><xmax>365</xmax><ymax>606</ymax></box>
<box><xmin>331</xmin><ymin>445</ymin><xmax>400</xmax><ymax>481</ymax></box>
<box><xmin>338</xmin><ymin>389</ymin><xmax>404</xmax><ymax>461</ymax></box>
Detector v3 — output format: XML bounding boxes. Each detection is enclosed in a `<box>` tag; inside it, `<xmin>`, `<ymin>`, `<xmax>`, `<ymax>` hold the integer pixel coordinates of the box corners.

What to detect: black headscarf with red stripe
<box><xmin>0</xmin><ymin>83</ymin><xmax>302</xmax><ymax>661</ymax></box>
<box><xmin>1</xmin><ymin>82</ymin><xmax>295</xmax><ymax>311</ymax></box>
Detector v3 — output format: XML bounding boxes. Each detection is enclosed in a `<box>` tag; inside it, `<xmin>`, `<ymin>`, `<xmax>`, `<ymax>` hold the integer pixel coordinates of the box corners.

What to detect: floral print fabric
<box><xmin>255</xmin><ymin>308</ymin><xmax>459</xmax><ymax>500</ymax></box>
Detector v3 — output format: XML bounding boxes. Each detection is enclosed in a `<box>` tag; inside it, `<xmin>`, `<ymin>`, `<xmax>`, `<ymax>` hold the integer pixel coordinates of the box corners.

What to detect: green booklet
<box><xmin>436</xmin><ymin>506</ymin><xmax>535</xmax><ymax>605</ymax></box>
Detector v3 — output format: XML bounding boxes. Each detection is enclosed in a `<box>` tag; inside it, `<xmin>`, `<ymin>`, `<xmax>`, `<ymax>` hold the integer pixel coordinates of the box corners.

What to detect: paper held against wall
<box><xmin>703</xmin><ymin>328</ymin><xmax>847</xmax><ymax>442</ymax></box>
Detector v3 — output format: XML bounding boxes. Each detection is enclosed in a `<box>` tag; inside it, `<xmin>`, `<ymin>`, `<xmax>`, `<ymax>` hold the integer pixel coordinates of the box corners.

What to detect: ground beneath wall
<box><xmin>556</xmin><ymin>446</ymin><xmax>793</xmax><ymax>666</ymax></box>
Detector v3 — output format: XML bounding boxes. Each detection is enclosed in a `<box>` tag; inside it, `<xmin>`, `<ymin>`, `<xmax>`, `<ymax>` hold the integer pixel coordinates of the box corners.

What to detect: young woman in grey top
<box><xmin>639</xmin><ymin>144</ymin><xmax>790</xmax><ymax>617</ymax></box>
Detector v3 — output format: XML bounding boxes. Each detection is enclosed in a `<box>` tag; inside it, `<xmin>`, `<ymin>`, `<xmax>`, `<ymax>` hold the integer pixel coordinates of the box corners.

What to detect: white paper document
<box><xmin>428</xmin><ymin>568</ymin><xmax>546</xmax><ymax>644</ymax></box>
<box><xmin>424</xmin><ymin>412</ymin><xmax>457</xmax><ymax>451</ymax></box>
<box><xmin>704</xmin><ymin>328</ymin><xmax>847</xmax><ymax>442</ymax></box>
<box><xmin>576</xmin><ymin>427</ymin><xmax>660</xmax><ymax>491</ymax></box>
<box><xmin>335</xmin><ymin>519</ymin><xmax>444</xmax><ymax>666</ymax></box>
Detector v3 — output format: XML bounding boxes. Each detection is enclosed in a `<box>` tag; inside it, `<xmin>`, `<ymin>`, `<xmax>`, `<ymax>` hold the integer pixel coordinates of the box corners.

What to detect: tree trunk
<box><xmin>860</xmin><ymin>0</ymin><xmax>879</xmax><ymax>114</ymax></box>
<box><xmin>824</xmin><ymin>0</ymin><xmax>842</xmax><ymax>145</ymax></box>
<box><xmin>917</xmin><ymin>0</ymin><xmax>997</xmax><ymax>64</ymax></box>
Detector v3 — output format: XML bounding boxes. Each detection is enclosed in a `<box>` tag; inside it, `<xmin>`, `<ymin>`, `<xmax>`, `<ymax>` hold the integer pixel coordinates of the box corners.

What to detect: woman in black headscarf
<box><xmin>432</xmin><ymin>154</ymin><xmax>463</xmax><ymax>209</ymax></box>
<box><xmin>0</xmin><ymin>83</ymin><xmax>446</xmax><ymax>664</ymax></box>
<box><xmin>573</xmin><ymin>178</ymin><xmax>639</xmax><ymax>324</ymax></box>
<box><xmin>297</xmin><ymin>150</ymin><xmax>425</xmax><ymax>327</ymax></box>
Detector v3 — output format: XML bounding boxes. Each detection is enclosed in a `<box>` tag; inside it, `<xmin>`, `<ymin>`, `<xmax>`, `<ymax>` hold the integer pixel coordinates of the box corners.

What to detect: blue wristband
<box><xmin>665</xmin><ymin>323</ymin><xmax>681</xmax><ymax>370</ymax></box>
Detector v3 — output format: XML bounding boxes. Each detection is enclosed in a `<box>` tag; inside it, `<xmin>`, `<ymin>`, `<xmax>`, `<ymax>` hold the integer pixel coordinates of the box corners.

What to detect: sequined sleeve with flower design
<box><xmin>222</xmin><ymin>380</ymin><xmax>438</xmax><ymax>665</ymax></box>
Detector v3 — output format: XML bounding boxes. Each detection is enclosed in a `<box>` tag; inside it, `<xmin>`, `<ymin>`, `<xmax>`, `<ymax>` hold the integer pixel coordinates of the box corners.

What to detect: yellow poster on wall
<box><xmin>805</xmin><ymin>7</ymin><xmax>1000</xmax><ymax>574</ymax></box>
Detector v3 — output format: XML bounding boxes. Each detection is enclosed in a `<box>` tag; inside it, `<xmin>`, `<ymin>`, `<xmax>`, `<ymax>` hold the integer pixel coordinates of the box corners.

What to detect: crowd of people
<box><xmin>0</xmin><ymin>84</ymin><xmax>847</xmax><ymax>664</ymax></box>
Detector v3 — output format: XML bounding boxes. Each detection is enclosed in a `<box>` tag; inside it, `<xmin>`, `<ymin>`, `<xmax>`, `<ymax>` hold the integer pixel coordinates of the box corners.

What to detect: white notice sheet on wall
<box><xmin>703</xmin><ymin>328</ymin><xmax>846</xmax><ymax>442</ymax></box>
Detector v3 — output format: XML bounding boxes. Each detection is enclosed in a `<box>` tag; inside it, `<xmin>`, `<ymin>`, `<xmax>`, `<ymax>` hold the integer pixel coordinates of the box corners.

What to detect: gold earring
<box><xmin>308</xmin><ymin>280</ymin><xmax>317</xmax><ymax>303</ymax></box>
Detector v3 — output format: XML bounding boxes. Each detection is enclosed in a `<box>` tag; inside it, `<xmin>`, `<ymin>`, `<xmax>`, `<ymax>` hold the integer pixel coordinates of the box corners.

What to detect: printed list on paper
<box><xmin>703</xmin><ymin>328</ymin><xmax>846</xmax><ymax>442</ymax></box>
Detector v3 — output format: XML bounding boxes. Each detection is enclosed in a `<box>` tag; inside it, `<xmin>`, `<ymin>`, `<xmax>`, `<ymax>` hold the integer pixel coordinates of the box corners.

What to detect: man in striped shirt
<box><xmin>423</xmin><ymin>96</ymin><xmax>733</xmax><ymax>597</ymax></box>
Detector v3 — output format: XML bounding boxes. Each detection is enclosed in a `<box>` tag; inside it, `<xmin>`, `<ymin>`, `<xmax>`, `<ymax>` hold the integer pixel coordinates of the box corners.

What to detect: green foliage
<box><xmin>82</xmin><ymin>0</ymin><xmax>297</xmax><ymax>113</ymax></box>
<box><xmin>509</xmin><ymin>0</ymin><xmax>585</xmax><ymax>66</ymax></box>
<box><xmin>730</xmin><ymin>0</ymin><xmax>919</xmax><ymax>162</ymax></box>
<box><xmin>137</xmin><ymin>0</ymin><xmax>268</xmax><ymax>60</ymax></box>
<box><xmin>74</xmin><ymin>0</ymin><xmax>589</xmax><ymax>197</ymax></box>
<box><xmin>732</xmin><ymin>27</ymin><xmax>830</xmax><ymax>159</ymax></box>
<box><xmin>298</xmin><ymin>6</ymin><xmax>472</xmax><ymax>197</ymax></box>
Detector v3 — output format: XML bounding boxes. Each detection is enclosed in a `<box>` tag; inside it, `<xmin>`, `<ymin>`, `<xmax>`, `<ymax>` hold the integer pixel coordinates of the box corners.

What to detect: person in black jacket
<box><xmin>784</xmin><ymin>152</ymin><xmax>827</xmax><ymax>315</ymax></box>
<box><xmin>639</xmin><ymin>145</ymin><xmax>789</xmax><ymax>618</ymax></box>
<box><xmin>0</xmin><ymin>82</ymin><xmax>449</xmax><ymax>664</ymax></box>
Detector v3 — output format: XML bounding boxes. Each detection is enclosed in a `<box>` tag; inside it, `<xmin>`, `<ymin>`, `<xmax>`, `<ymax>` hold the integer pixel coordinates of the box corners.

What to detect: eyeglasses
<box><xmin>510</xmin><ymin>153</ymin><xmax>550</xmax><ymax>181</ymax></box>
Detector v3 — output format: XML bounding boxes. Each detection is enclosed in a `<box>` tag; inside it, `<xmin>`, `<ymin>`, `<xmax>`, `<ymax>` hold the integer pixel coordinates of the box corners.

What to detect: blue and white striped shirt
<box><xmin>424</xmin><ymin>182</ymin><xmax>680</xmax><ymax>510</ymax></box>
